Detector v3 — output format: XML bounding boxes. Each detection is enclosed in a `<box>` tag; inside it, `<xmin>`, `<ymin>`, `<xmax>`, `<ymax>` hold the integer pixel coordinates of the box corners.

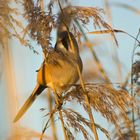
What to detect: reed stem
<box><xmin>47</xmin><ymin>90</ymin><xmax>58</xmax><ymax>140</ymax></box>
<box><xmin>76</xmin><ymin>65</ymin><xmax>99</xmax><ymax>140</ymax></box>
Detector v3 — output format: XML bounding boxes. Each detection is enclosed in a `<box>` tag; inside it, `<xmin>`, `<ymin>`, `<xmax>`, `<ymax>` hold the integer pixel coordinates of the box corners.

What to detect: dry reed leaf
<box><xmin>87</xmin><ymin>29</ymin><xmax>140</xmax><ymax>45</ymax></box>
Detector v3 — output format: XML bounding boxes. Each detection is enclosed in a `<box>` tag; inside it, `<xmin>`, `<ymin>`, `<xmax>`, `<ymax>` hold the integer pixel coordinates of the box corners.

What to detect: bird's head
<box><xmin>55</xmin><ymin>31</ymin><xmax>80</xmax><ymax>56</ymax></box>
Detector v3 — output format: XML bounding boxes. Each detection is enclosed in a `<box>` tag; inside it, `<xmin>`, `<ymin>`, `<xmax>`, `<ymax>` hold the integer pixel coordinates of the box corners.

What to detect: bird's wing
<box><xmin>13</xmin><ymin>84</ymin><xmax>46</xmax><ymax>122</ymax></box>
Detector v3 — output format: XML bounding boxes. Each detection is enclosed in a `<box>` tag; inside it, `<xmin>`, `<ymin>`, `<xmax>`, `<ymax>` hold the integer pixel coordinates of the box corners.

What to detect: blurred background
<box><xmin>0</xmin><ymin>0</ymin><xmax>140</xmax><ymax>139</ymax></box>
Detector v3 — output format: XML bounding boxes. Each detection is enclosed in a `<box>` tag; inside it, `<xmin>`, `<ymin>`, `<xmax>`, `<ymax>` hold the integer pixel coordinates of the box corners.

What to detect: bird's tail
<box><xmin>13</xmin><ymin>84</ymin><xmax>45</xmax><ymax>122</ymax></box>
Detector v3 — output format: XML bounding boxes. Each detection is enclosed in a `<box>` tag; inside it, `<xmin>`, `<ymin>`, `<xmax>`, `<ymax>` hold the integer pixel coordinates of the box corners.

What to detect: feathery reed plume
<box><xmin>23</xmin><ymin>0</ymin><xmax>56</xmax><ymax>55</ymax></box>
<box><xmin>63</xmin><ymin>108</ymin><xmax>110</xmax><ymax>140</ymax></box>
<box><xmin>63</xmin><ymin>84</ymin><xmax>136</xmax><ymax>136</ymax></box>
<box><xmin>57</xmin><ymin>5</ymin><xmax>117</xmax><ymax>44</ymax></box>
<box><xmin>41</xmin><ymin>82</ymin><xmax>137</xmax><ymax>140</ymax></box>
<box><xmin>0</xmin><ymin>0</ymin><xmax>23</xmax><ymax>47</ymax></box>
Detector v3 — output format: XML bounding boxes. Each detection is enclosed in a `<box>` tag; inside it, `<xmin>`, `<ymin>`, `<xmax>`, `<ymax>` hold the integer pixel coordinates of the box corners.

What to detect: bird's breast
<box><xmin>37</xmin><ymin>57</ymin><xmax>81</xmax><ymax>93</ymax></box>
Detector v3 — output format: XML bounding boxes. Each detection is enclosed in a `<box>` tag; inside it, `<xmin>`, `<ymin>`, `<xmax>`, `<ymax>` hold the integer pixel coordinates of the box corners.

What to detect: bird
<box><xmin>13</xmin><ymin>31</ymin><xmax>83</xmax><ymax>122</ymax></box>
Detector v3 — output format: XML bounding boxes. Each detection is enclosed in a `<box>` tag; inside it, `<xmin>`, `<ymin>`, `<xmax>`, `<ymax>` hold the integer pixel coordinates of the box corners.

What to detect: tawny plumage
<box><xmin>14</xmin><ymin>31</ymin><xmax>82</xmax><ymax>122</ymax></box>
